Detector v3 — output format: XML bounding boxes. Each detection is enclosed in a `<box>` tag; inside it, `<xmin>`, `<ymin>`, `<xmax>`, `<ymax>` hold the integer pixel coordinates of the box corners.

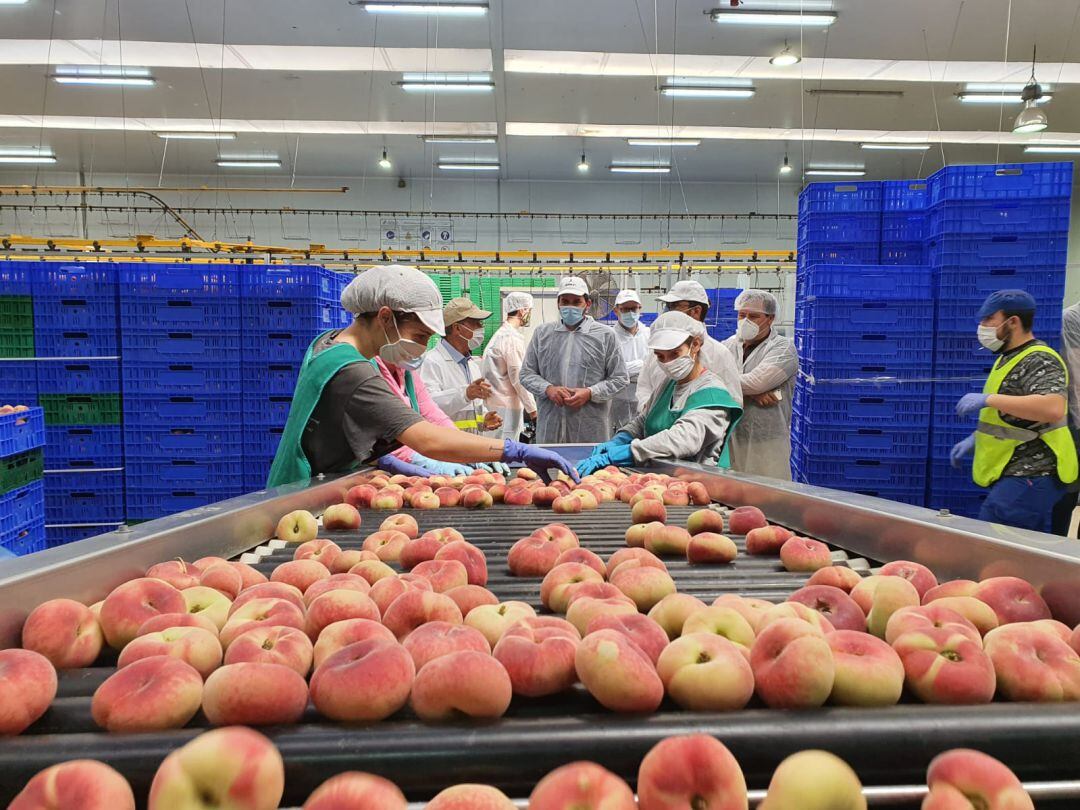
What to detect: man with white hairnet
<box><xmin>481</xmin><ymin>291</ymin><xmax>537</xmax><ymax>441</ymax></box>
<box><xmin>637</xmin><ymin>279</ymin><xmax>743</xmax><ymax>411</ymax></box>
<box><xmin>609</xmin><ymin>289</ymin><xmax>651</xmax><ymax>429</ymax></box>
<box><xmin>521</xmin><ymin>276</ymin><xmax>629</xmax><ymax>444</ymax></box>
<box><xmin>267</xmin><ymin>265</ymin><xmax>579</xmax><ymax>487</ymax></box>
<box><xmin>721</xmin><ymin>289</ymin><xmax>799</xmax><ymax>480</ymax></box>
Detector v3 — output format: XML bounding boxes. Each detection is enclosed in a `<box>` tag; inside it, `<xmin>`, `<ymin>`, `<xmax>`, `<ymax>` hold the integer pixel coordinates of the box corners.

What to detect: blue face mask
<box><xmin>402</xmin><ymin>354</ymin><xmax>425</xmax><ymax>370</ymax></box>
<box><xmin>618</xmin><ymin>310</ymin><xmax>639</xmax><ymax>328</ymax></box>
<box><xmin>560</xmin><ymin>306</ymin><xmax>585</xmax><ymax>327</ymax></box>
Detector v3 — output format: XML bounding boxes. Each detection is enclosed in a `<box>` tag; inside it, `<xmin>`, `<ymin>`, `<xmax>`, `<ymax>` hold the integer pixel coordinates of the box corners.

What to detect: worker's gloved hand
<box><xmin>949</xmin><ymin>434</ymin><xmax>976</xmax><ymax>469</ymax></box>
<box><xmin>956</xmin><ymin>393</ymin><xmax>989</xmax><ymax>419</ymax></box>
<box><xmin>377</xmin><ymin>454</ymin><xmax>433</xmax><ymax>478</ymax></box>
<box><xmin>576</xmin><ymin>453</ymin><xmax>611</xmax><ymax>478</ymax></box>
<box><xmin>475</xmin><ymin>461</ymin><xmax>513</xmax><ymax>477</ymax></box>
<box><xmin>409</xmin><ymin>452</ymin><xmax>473</xmax><ymax>477</ymax></box>
<box><xmin>605</xmin><ymin>442</ymin><xmax>634</xmax><ymax>469</ymax></box>
<box><xmin>590</xmin><ymin>432</ymin><xmax>634</xmax><ymax>458</ymax></box>
<box><xmin>502</xmin><ymin>439</ymin><xmax>581</xmax><ymax>484</ymax></box>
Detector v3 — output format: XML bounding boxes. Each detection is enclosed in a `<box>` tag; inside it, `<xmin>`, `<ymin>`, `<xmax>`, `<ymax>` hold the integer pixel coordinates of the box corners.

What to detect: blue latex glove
<box><xmin>377</xmin><ymin>454</ymin><xmax>432</xmax><ymax>478</ymax></box>
<box><xmin>502</xmin><ymin>439</ymin><xmax>581</xmax><ymax>484</ymax></box>
<box><xmin>410</xmin><ymin>452</ymin><xmax>472</xmax><ymax>477</ymax></box>
<box><xmin>475</xmin><ymin>461</ymin><xmax>513</xmax><ymax>476</ymax></box>
<box><xmin>956</xmin><ymin>393</ymin><xmax>989</xmax><ymax>419</ymax></box>
<box><xmin>590</xmin><ymin>431</ymin><xmax>634</xmax><ymax>458</ymax></box>
<box><xmin>606</xmin><ymin>442</ymin><xmax>634</xmax><ymax>468</ymax></box>
<box><xmin>950</xmin><ymin>434</ymin><xmax>976</xmax><ymax>469</ymax></box>
<box><xmin>575</xmin><ymin>453</ymin><xmax>611</xmax><ymax>477</ymax></box>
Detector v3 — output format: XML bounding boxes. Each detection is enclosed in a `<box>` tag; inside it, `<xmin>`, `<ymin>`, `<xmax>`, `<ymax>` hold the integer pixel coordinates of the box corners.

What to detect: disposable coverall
<box><xmin>610</xmin><ymin>320</ymin><xmax>651</xmax><ymax>429</ymax></box>
<box><xmin>482</xmin><ymin>321</ymin><xmax>537</xmax><ymax>441</ymax></box>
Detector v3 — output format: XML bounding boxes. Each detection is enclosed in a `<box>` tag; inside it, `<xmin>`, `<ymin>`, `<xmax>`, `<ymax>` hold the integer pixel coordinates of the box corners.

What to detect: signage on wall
<box><xmin>381</xmin><ymin>219</ymin><xmax>453</xmax><ymax>249</ymax></box>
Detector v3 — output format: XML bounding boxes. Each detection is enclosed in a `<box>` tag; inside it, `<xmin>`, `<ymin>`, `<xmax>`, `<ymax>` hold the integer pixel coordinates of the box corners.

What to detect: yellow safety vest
<box><xmin>972</xmin><ymin>344</ymin><xmax>1078</xmax><ymax>488</ymax></box>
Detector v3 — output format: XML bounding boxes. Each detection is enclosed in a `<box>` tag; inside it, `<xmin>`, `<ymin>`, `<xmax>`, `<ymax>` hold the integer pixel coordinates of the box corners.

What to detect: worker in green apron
<box><xmin>575</xmin><ymin>310</ymin><xmax>743</xmax><ymax>477</ymax></box>
<box><xmin>951</xmin><ymin>289</ymin><xmax>1077</xmax><ymax>533</ymax></box>
<box><xmin>267</xmin><ymin>265</ymin><xmax>579</xmax><ymax>488</ymax></box>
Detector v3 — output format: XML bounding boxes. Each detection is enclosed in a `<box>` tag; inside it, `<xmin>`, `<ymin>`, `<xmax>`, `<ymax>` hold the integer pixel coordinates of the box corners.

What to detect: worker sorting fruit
<box><xmin>575</xmin><ymin>311</ymin><xmax>743</xmax><ymax>477</ymax></box>
<box><xmin>267</xmin><ymin>265</ymin><xmax>579</xmax><ymax>487</ymax></box>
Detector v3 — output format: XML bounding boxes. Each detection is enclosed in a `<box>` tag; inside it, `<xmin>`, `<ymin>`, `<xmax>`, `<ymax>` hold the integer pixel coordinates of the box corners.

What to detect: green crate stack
<box><xmin>39</xmin><ymin>394</ymin><xmax>123</xmax><ymax>426</ymax></box>
<box><xmin>1</xmin><ymin>449</ymin><xmax>43</xmax><ymax>496</ymax></box>
<box><xmin>424</xmin><ymin>274</ymin><xmax>465</xmax><ymax>349</ymax></box>
<box><xmin>468</xmin><ymin>276</ymin><xmax>555</xmax><ymax>353</ymax></box>
<box><xmin>0</xmin><ymin>297</ymin><xmax>35</xmax><ymax>358</ymax></box>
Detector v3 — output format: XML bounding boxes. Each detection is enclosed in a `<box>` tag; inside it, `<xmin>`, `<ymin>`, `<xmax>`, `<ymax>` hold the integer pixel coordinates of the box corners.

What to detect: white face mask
<box><xmin>737</xmin><ymin>317</ymin><xmax>760</xmax><ymax>342</ymax></box>
<box><xmin>977</xmin><ymin>324</ymin><xmax>1005</xmax><ymax>353</ymax></box>
<box><xmin>380</xmin><ymin>316</ymin><xmax>427</xmax><ymax>367</ymax></box>
<box><xmin>618</xmin><ymin>310</ymin><xmax>640</xmax><ymax>329</ymax></box>
<box><xmin>462</xmin><ymin>326</ymin><xmax>485</xmax><ymax>351</ymax></box>
<box><xmin>660</xmin><ymin>353</ymin><xmax>695</xmax><ymax>382</ymax></box>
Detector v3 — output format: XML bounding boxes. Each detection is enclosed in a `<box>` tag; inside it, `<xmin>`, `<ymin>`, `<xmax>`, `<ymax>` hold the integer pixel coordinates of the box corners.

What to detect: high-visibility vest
<box><xmin>972</xmin><ymin>343</ymin><xmax>1078</xmax><ymax>488</ymax></box>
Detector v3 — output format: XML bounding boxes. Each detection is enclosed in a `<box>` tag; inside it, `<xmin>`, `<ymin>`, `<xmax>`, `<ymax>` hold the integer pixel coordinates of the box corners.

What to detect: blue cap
<box><xmin>977</xmin><ymin>289</ymin><xmax>1037</xmax><ymax>320</ymax></box>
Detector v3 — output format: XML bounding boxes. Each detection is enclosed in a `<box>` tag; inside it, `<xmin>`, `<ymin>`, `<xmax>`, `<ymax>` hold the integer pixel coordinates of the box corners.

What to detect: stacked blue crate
<box><xmin>0</xmin><ymin>262</ymin><xmax>38</xmax><ymax>406</ymax></box>
<box><xmin>926</xmin><ymin>162</ymin><xmax>1072</xmax><ymax>518</ymax></box>
<box><xmin>705</xmin><ymin>288</ymin><xmax>740</xmax><ymax>342</ymax></box>
<box><xmin>880</xmin><ymin>180</ymin><xmax>929</xmax><ymax>266</ymax></box>
<box><xmin>242</xmin><ymin>266</ymin><xmax>343</xmax><ymax>492</ymax></box>
<box><xmin>121</xmin><ymin>265</ymin><xmax>242</xmax><ymax>519</ymax></box>
<box><xmin>797</xmin><ymin>181</ymin><xmax>882</xmax><ymax>269</ymax></box>
<box><xmin>0</xmin><ymin>407</ymin><xmax>46</xmax><ymax>556</ymax></box>
<box><xmin>31</xmin><ymin>263</ymin><xmax>126</xmax><ymax>544</ymax></box>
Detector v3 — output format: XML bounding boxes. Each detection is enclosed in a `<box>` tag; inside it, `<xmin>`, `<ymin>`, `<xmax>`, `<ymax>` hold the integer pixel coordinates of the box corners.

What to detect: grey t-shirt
<box><xmin>996</xmin><ymin>339</ymin><xmax>1068</xmax><ymax>479</ymax></box>
<box><xmin>300</xmin><ymin>332</ymin><xmax>425</xmax><ymax>474</ymax></box>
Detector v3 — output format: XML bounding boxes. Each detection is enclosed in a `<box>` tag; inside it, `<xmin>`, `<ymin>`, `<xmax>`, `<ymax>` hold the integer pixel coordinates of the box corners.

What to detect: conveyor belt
<box><xmin>4</xmin><ymin>500</ymin><xmax>1080</xmax><ymax>808</ymax></box>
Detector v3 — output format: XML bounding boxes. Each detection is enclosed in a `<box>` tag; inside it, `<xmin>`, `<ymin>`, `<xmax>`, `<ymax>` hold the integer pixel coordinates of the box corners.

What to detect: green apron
<box><xmin>643</xmin><ymin>379</ymin><xmax>743</xmax><ymax>468</ymax></box>
<box><xmin>267</xmin><ymin>333</ymin><xmax>374</xmax><ymax>487</ymax></box>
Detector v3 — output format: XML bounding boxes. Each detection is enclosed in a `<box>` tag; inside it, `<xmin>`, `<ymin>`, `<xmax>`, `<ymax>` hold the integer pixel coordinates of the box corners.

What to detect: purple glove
<box><xmin>377</xmin><ymin>454</ymin><xmax>432</xmax><ymax>478</ymax></box>
<box><xmin>956</xmin><ymin>393</ymin><xmax>989</xmax><ymax>419</ymax></box>
<box><xmin>502</xmin><ymin>439</ymin><xmax>581</xmax><ymax>484</ymax></box>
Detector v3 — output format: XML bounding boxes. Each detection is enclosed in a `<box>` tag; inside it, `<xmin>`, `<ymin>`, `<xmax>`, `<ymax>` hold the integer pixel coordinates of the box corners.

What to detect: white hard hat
<box><xmin>340</xmin><ymin>265</ymin><xmax>445</xmax><ymax>335</ymax></box>
<box><xmin>615</xmin><ymin>289</ymin><xmax>642</xmax><ymax>306</ymax></box>
<box><xmin>657</xmin><ymin>279</ymin><xmax>709</xmax><ymax>305</ymax></box>
<box><xmin>557</xmin><ymin>276</ymin><xmax>589</xmax><ymax>297</ymax></box>
<box><xmin>503</xmin><ymin>291</ymin><xmax>534</xmax><ymax>315</ymax></box>
<box><xmin>735</xmin><ymin>289</ymin><xmax>777</xmax><ymax>316</ymax></box>
<box><xmin>648</xmin><ymin>311</ymin><xmax>705</xmax><ymax>351</ymax></box>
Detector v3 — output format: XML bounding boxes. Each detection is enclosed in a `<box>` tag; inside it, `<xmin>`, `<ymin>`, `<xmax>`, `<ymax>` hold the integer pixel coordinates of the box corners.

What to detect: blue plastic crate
<box><xmin>798</xmin><ymin>243</ymin><xmax>882</xmax><ymax>268</ymax></box>
<box><xmin>242</xmin><ymin>361</ymin><xmax>302</xmax><ymax>396</ymax></box>
<box><xmin>794</xmin><ymin>450</ymin><xmax>926</xmax><ymax>490</ymax></box>
<box><xmin>928</xmin><ymin>198</ymin><xmax>1071</xmax><ymax>237</ymax></box>
<box><xmin>34</xmin><ymin>326</ymin><xmax>119</xmax><ymax>359</ymax></box>
<box><xmin>798</xmin><ymin>212</ymin><xmax>881</xmax><ymax>245</ymax></box>
<box><xmin>120</xmin><ymin>265</ymin><xmax>240</xmax><ymax>296</ymax></box>
<box><xmin>121</xmin><ymin>331</ymin><xmax>243</xmax><ymax>364</ymax></box>
<box><xmin>0</xmin><ymin>480</ymin><xmax>43</xmax><ymax>536</ymax></box>
<box><xmin>799</xmin><ymin>181</ymin><xmax>882</xmax><ymax>215</ymax></box>
<box><xmin>794</xmin><ymin>482</ymin><xmax>925</xmax><ymax>507</ymax></box>
<box><xmin>123</xmin><ymin>393</ymin><xmax>236</xmax><ymax>425</ymax></box>
<box><xmin>0</xmin><ymin>406</ymin><xmax>44</xmax><ymax>456</ymax></box>
<box><xmin>933</xmin><ymin>271</ymin><xmax>1066</xmax><ymax>331</ymax></box>
<box><xmin>125</xmin><ymin>487</ymin><xmax>242</xmax><ymax>520</ymax></box>
<box><xmin>244</xmin><ymin>425</ymin><xmax>285</xmax><ymax>457</ymax></box>
<box><xmin>795</xmin><ymin>300</ymin><xmax>933</xmax><ymax>333</ymax></box>
<box><xmin>241</xmin><ymin>299</ymin><xmax>338</xmax><ymax>333</ymax></box>
<box><xmin>45</xmin><ymin>523</ymin><xmax>122</xmax><ymax>548</ymax></box>
<box><xmin>879</xmin><ymin>243</ymin><xmax>927</xmax><ymax>266</ymax></box>
<box><xmin>44</xmin><ymin>424</ymin><xmax>123</xmax><ymax>469</ymax></box>
<box><xmin>0</xmin><ymin>517</ymin><xmax>45</xmax><ymax>556</ymax></box>
<box><xmin>796</xmin><ymin>330</ymin><xmax>932</xmax><ymax>375</ymax></box>
<box><xmin>125</xmin><ymin>424</ymin><xmax>244</xmax><ymax>460</ymax></box>
<box><xmin>32</xmin><ymin>264</ymin><xmax>119</xmax><ymax>340</ymax></box>
<box><xmin>32</xmin><ymin>262</ymin><xmax>117</xmax><ymax>294</ymax></box>
<box><xmin>0</xmin><ymin>262</ymin><xmax>35</xmax><ymax>296</ymax></box>
<box><xmin>929</xmin><ymin>424</ymin><xmax>982</xmax><ymax>460</ymax></box>
<box><xmin>881</xmin><ymin>212</ymin><xmax>927</xmax><ymax>242</ymax></box>
<box><xmin>935</xmin><ymin>308</ymin><xmax>1063</xmax><ymax>344</ymax></box>
<box><xmin>244</xmin><ymin>456</ymin><xmax>274</xmax><ymax>493</ymax></box>
<box><xmin>793</xmin><ymin>423</ymin><xmax>928</xmax><ymax>458</ymax></box>
<box><xmin>241</xmin><ymin>265</ymin><xmax>337</xmax><ymax>299</ymax></box>
<box><xmin>126</xmin><ymin>457</ymin><xmax>244</xmax><ymax>489</ymax></box>
<box><xmin>928</xmin><ymin>162</ymin><xmax>1073</xmax><ymax>205</ymax></box>
<box><xmin>119</xmin><ymin>297</ymin><xmax>240</xmax><ymax>332</ymax></box>
<box><xmin>244</xmin><ymin>329</ymin><xmax>325</xmax><ymax>361</ymax></box>
<box><xmin>121</xmin><ymin>361</ymin><xmax>241</xmax><ymax>395</ymax></box>
<box><xmin>928</xmin><ymin>233</ymin><xmax>1069</xmax><ymax>269</ymax></box>
<box><xmin>0</xmin><ymin>361</ymin><xmax>38</xmax><ymax>404</ymax></box>
<box><xmin>798</xmin><ymin>264</ymin><xmax>932</xmax><ymax>301</ymax></box>
<box><xmin>44</xmin><ymin>470</ymin><xmax>124</xmax><ymax>522</ymax></box>
<box><xmin>882</xmin><ymin>180</ymin><xmax>929</xmax><ymax>212</ymax></box>
<box><xmin>932</xmin><ymin>335</ymin><xmax>1005</xmax><ymax>376</ymax></box>
<box><xmin>793</xmin><ymin>376</ymin><xmax>932</xmax><ymax>426</ymax></box>
<box><xmin>37</xmin><ymin>359</ymin><xmax>120</xmax><ymax>395</ymax></box>
<box><xmin>242</xmin><ymin>394</ymin><xmax>293</xmax><ymax>427</ymax></box>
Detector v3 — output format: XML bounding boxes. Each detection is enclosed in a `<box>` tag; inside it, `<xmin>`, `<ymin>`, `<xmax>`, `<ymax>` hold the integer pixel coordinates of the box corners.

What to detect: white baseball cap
<box><xmin>615</xmin><ymin>289</ymin><xmax>642</xmax><ymax>306</ymax></box>
<box><xmin>648</xmin><ymin>311</ymin><xmax>705</xmax><ymax>351</ymax></box>
<box><xmin>657</xmin><ymin>279</ymin><xmax>709</xmax><ymax>305</ymax></box>
<box><xmin>340</xmin><ymin>265</ymin><xmax>445</xmax><ymax>335</ymax></box>
<box><xmin>557</xmin><ymin>276</ymin><xmax>589</xmax><ymax>297</ymax></box>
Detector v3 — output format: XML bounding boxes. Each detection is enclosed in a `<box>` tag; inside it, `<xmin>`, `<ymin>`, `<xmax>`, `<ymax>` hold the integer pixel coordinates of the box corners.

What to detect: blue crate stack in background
<box><xmin>793</xmin><ymin>180</ymin><xmax>933</xmax><ymax>507</ymax></box>
<box><xmin>925</xmin><ymin>162</ymin><xmax>1072</xmax><ymax>518</ymax></box>
<box><xmin>705</xmin><ymin>288</ymin><xmax>739</xmax><ymax>343</ymax></box>
<box><xmin>0</xmin><ymin>406</ymin><xmax>46</xmax><ymax>557</ymax></box>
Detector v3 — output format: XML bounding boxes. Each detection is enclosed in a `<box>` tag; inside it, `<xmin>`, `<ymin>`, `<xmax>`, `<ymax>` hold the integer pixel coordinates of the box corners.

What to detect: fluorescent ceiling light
<box><xmin>0</xmin><ymin>149</ymin><xmax>56</xmax><ymax>164</ymax></box>
<box><xmin>438</xmin><ymin>161</ymin><xmax>499</xmax><ymax>171</ymax></box>
<box><xmin>361</xmin><ymin>2</ymin><xmax>487</xmax><ymax>14</ymax></box>
<box><xmin>627</xmin><ymin>138</ymin><xmax>700</xmax><ymax>147</ymax></box>
<box><xmin>156</xmin><ymin>131</ymin><xmax>236</xmax><ymax>140</ymax></box>
<box><xmin>958</xmin><ymin>84</ymin><xmax>1052</xmax><ymax>104</ymax></box>
<box><xmin>216</xmin><ymin>158</ymin><xmax>281</xmax><ymax>168</ymax></box>
<box><xmin>660</xmin><ymin>82</ymin><xmax>755</xmax><ymax>99</ymax></box>
<box><xmin>1024</xmin><ymin>145</ymin><xmax>1080</xmax><ymax>154</ymax></box>
<box><xmin>423</xmin><ymin>135</ymin><xmax>497</xmax><ymax>144</ymax></box>
<box><xmin>399</xmin><ymin>72</ymin><xmax>493</xmax><ymax>92</ymax></box>
<box><xmin>0</xmin><ymin>1</ymin><xmax>31</xmax><ymax>5</ymax></box>
<box><xmin>806</xmin><ymin>168</ymin><xmax>866</xmax><ymax>176</ymax></box>
<box><xmin>610</xmin><ymin>163</ymin><xmax>670</xmax><ymax>174</ymax></box>
<box><xmin>709</xmin><ymin>8</ymin><xmax>837</xmax><ymax>26</ymax></box>
<box><xmin>860</xmin><ymin>142</ymin><xmax>931</xmax><ymax>151</ymax></box>
<box><xmin>53</xmin><ymin>65</ymin><xmax>155</xmax><ymax>86</ymax></box>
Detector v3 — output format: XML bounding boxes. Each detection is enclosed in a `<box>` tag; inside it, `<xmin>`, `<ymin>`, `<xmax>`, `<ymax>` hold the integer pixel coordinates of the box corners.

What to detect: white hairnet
<box><xmin>734</xmin><ymin>289</ymin><xmax>777</xmax><ymax>316</ymax></box>
<box><xmin>503</xmin><ymin>291</ymin><xmax>534</xmax><ymax>316</ymax></box>
<box><xmin>648</xmin><ymin>310</ymin><xmax>706</xmax><ymax>350</ymax></box>
<box><xmin>341</xmin><ymin>265</ymin><xmax>445</xmax><ymax>334</ymax></box>
<box><xmin>615</xmin><ymin>289</ymin><xmax>641</xmax><ymax>306</ymax></box>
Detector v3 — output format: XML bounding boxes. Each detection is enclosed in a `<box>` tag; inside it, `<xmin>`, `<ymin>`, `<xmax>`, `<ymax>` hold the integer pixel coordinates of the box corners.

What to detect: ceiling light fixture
<box><xmin>770</xmin><ymin>41</ymin><xmax>801</xmax><ymax>67</ymax></box>
<box><xmin>0</xmin><ymin>148</ymin><xmax>56</xmax><ymax>164</ymax></box>
<box><xmin>156</xmin><ymin>131</ymin><xmax>236</xmax><ymax>140</ymax></box>
<box><xmin>860</xmin><ymin>142</ymin><xmax>932</xmax><ymax>151</ymax></box>
<box><xmin>423</xmin><ymin>135</ymin><xmax>497</xmax><ymax>144</ymax></box>
<box><xmin>437</xmin><ymin>161</ymin><xmax>500</xmax><ymax>171</ymax></box>
<box><xmin>53</xmin><ymin>66</ymin><xmax>155</xmax><ymax>87</ymax></box>
<box><xmin>627</xmin><ymin>138</ymin><xmax>701</xmax><ymax>147</ymax></box>
<box><xmin>215</xmin><ymin>158</ymin><xmax>282</xmax><ymax>168</ymax></box>
<box><xmin>660</xmin><ymin>79</ymin><xmax>755</xmax><ymax>99</ymax></box>
<box><xmin>398</xmin><ymin>73</ymin><xmax>494</xmax><ymax>92</ymax></box>
<box><xmin>378</xmin><ymin>149</ymin><xmax>392</xmax><ymax>169</ymax></box>
<box><xmin>0</xmin><ymin>1</ymin><xmax>31</xmax><ymax>5</ymax></box>
<box><xmin>708</xmin><ymin>8</ymin><xmax>837</xmax><ymax>27</ymax></box>
<box><xmin>360</xmin><ymin>2</ymin><xmax>488</xmax><ymax>15</ymax></box>
<box><xmin>779</xmin><ymin>154</ymin><xmax>792</xmax><ymax>175</ymax></box>
<box><xmin>1013</xmin><ymin>46</ymin><xmax>1049</xmax><ymax>134</ymax></box>
<box><xmin>805</xmin><ymin>167</ymin><xmax>866</xmax><ymax>177</ymax></box>
<box><xmin>577</xmin><ymin>152</ymin><xmax>589</xmax><ymax>172</ymax></box>
<box><xmin>1024</xmin><ymin>145</ymin><xmax>1080</xmax><ymax>154</ymax></box>
<box><xmin>610</xmin><ymin>162</ymin><xmax>671</xmax><ymax>174</ymax></box>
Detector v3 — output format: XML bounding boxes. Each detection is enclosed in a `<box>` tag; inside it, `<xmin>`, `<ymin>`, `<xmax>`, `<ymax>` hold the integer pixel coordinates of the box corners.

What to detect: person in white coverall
<box><xmin>520</xmin><ymin>276</ymin><xmax>629</xmax><ymax>444</ymax></box>
<box><xmin>721</xmin><ymin>289</ymin><xmax>799</xmax><ymax>480</ymax></box>
<box><xmin>481</xmin><ymin>291</ymin><xmax>538</xmax><ymax>442</ymax></box>
<box><xmin>609</xmin><ymin>289</ymin><xmax>651</xmax><ymax>429</ymax></box>
<box><xmin>420</xmin><ymin>297</ymin><xmax>503</xmax><ymax>436</ymax></box>
<box><xmin>637</xmin><ymin>279</ymin><xmax>743</xmax><ymax>411</ymax></box>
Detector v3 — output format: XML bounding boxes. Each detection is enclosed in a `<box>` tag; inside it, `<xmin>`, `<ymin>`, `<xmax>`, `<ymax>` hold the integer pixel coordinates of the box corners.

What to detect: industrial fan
<box><xmin>576</xmin><ymin>270</ymin><xmax>619</xmax><ymax>320</ymax></box>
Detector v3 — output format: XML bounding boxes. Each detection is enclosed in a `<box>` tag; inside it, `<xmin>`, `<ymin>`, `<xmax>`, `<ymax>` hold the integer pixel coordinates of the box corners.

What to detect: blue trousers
<box><xmin>978</xmin><ymin>475</ymin><xmax>1066</xmax><ymax>533</ymax></box>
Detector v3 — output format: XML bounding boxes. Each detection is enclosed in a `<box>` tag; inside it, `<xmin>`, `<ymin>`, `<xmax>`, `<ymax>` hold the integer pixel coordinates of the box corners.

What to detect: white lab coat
<box><xmin>610</xmin><ymin>321</ymin><xmax>651</xmax><ymax>429</ymax></box>
<box><xmin>482</xmin><ymin>321</ymin><xmax>537</xmax><ymax>441</ymax></box>
<box><xmin>419</xmin><ymin>340</ymin><xmax>490</xmax><ymax>434</ymax></box>
<box><xmin>722</xmin><ymin>330</ymin><xmax>799</xmax><ymax>480</ymax></box>
<box><xmin>636</xmin><ymin>335</ymin><xmax>744</xmax><ymax>420</ymax></box>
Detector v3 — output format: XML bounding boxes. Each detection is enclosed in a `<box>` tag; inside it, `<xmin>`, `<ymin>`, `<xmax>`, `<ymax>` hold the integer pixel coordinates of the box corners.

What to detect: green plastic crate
<box><xmin>0</xmin><ymin>297</ymin><xmax>34</xmax><ymax>358</ymax></box>
<box><xmin>40</xmin><ymin>394</ymin><xmax>122</xmax><ymax>425</ymax></box>
<box><xmin>424</xmin><ymin>274</ymin><xmax>465</xmax><ymax>349</ymax></box>
<box><xmin>469</xmin><ymin>276</ymin><xmax>555</xmax><ymax>353</ymax></box>
<box><xmin>1</xmin><ymin>449</ymin><xmax>43</xmax><ymax>496</ymax></box>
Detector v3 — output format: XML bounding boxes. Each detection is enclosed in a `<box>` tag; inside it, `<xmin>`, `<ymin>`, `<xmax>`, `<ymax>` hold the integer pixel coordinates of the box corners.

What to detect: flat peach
<box><xmin>91</xmin><ymin>655</ymin><xmax>202</xmax><ymax>732</ymax></box>
<box><xmin>426</xmin><ymin>784</ymin><xmax>516</xmax><ymax>809</ymax></box>
<box><xmin>409</xmin><ymin>650</ymin><xmax>512</xmax><ymax>721</ymax></box>
<box><xmin>0</xmin><ymin>649</ymin><xmax>57</xmax><ymax>735</ymax></box>
<box><xmin>99</xmin><ymin>578</ymin><xmax>187</xmax><ymax>649</ymax></box>
<box><xmin>637</xmin><ymin>734</ymin><xmax>748</xmax><ymax>810</ymax></box>
<box><xmin>202</xmin><ymin>662</ymin><xmax>308</xmax><ymax>726</ymax></box>
<box><xmin>586</xmin><ymin>613</ymin><xmax>670</xmax><ymax>665</ymax></box>
<box><xmin>574</xmin><ymin>629</ymin><xmax>663</xmax><ymax>713</ymax></box>
<box><xmin>528</xmin><ymin>762</ymin><xmax>636</xmax><ymax>810</ymax></box>
<box><xmin>403</xmin><ymin>621</ymin><xmax>490</xmax><ymax>670</ymax></box>
<box><xmin>21</xmin><ymin>598</ymin><xmax>104</xmax><ymax>669</ymax></box>
<box><xmin>750</xmin><ymin>618</ymin><xmax>834</xmax><ymax>709</ymax></box>
<box><xmin>382</xmin><ymin>590</ymin><xmax>464</xmax><ymax>640</ymax></box>
<box><xmin>8</xmin><ymin>760</ymin><xmax>135</xmax><ymax>810</ymax></box>
<box><xmin>309</xmin><ymin>639</ymin><xmax>415</xmax><ymax>722</ymax></box>
<box><xmin>648</xmin><ymin>593</ymin><xmax>708</xmax><ymax>639</ymax></box>
<box><xmin>657</xmin><ymin>633</ymin><xmax>755</xmax><ymax>711</ymax></box>
<box><xmin>313</xmin><ymin>618</ymin><xmax>396</xmax><ymax>668</ymax></box>
<box><xmin>304</xmin><ymin>573</ymin><xmax>372</xmax><ymax>607</ymax></box>
<box><xmin>117</xmin><ymin>626</ymin><xmax>223</xmax><ymax>679</ymax></box>
<box><xmin>224</xmin><ymin>625</ymin><xmax>313</xmax><ymax>676</ymax></box>
<box><xmin>306</xmin><ymin>590</ymin><xmax>381</xmax><ymax>639</ymax></box>
<box><xmin>302</xmin><ymin>772</ymin><xmax>407</xmax><ymax>810</ymax></box>
<box><xmin>434</xmin><ymin>541</ymin><xmax>489</xmax><ymax>586</ymax></box>
<box><xmin>270</xmin><ymin>559</ymin><xmax>331</xmax><ymax>594</ymax></box>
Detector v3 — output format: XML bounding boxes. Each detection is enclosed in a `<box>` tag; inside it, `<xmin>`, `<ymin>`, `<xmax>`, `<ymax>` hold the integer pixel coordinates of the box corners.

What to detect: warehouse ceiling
<box><xmin>0</xmin><ymin>0</ymin><xmax>1078</xmax><ymax>184</ymax></box>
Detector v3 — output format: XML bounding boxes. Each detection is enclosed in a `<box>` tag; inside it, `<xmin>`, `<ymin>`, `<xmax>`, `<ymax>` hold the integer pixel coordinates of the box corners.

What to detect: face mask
<box><xmin>660</xmin><ymin>353</ymin><xmax>695</xmax><ymax>381</ymax></box>
<box><xmin>402</xmin><ymin>355</ymin><xmax>425</xmax><ymax>370</ymax></box>
<box><xmin>737</xmin><ymin>318</ymin><xmax>760</xmax><ymax>342</ymax></box>
<box><xmin>560</xmin><ymin>306</ymin><xmax>585</xmax><ymax>327</ymax></box>
<box><xmin>520</xmin><ymin>310</ymin><xmax>532</xmax><ymax>327</ymax></box>
<box><xmin>379</xmin><ymin>316</ymin><xmax>427</xmax><ymax>367</ymax></box>
<box><xmin>465</xmin><ymin>328</ymin><xmax>485</xmax><ymax>351</ymax></box>
<box><xmin>618</xmin><ymin>310</ymin><xmax>640</xmax><ymax>329</ymax></box>
<box><xmin>977</xmin><ymin>324</ymin><xmax>1005</xmax><ymax>353</ymax></box>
